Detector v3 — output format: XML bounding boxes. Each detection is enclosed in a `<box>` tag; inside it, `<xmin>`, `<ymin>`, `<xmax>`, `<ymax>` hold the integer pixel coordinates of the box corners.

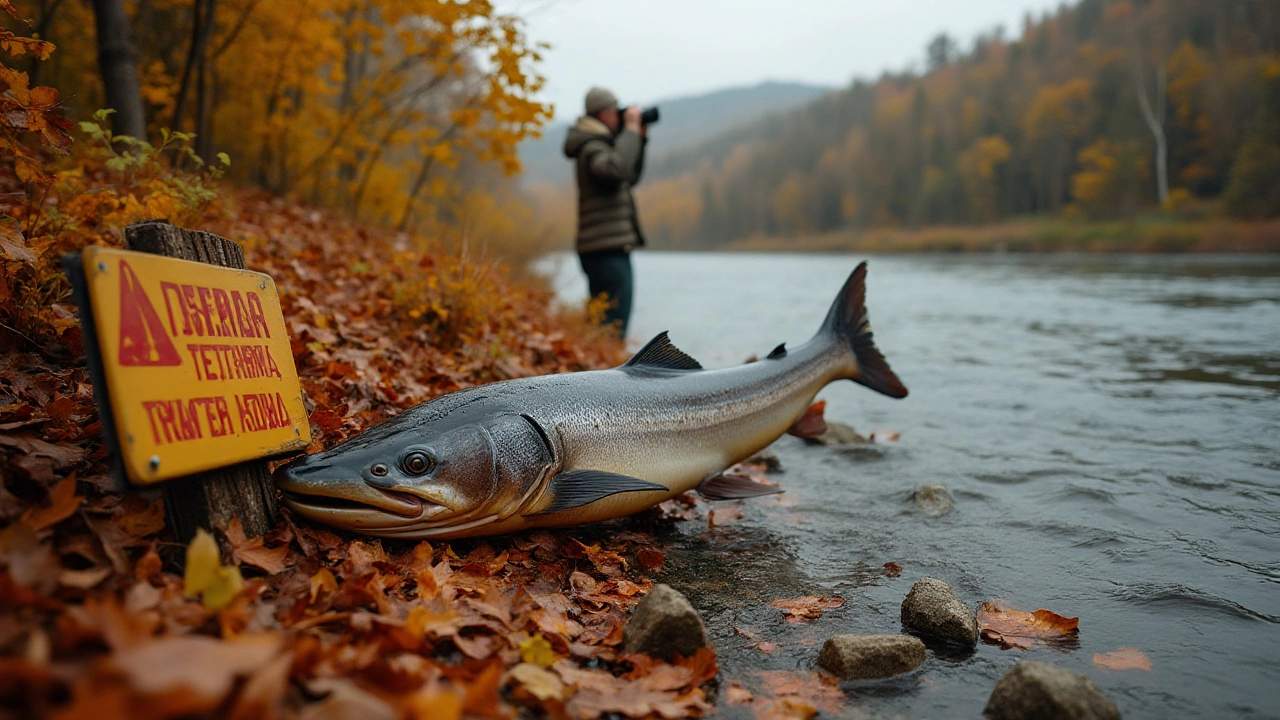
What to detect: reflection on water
<box><xmin>537</xmin><ymin>252</ymin><xmax>1280</xmax><ymax>719</ymax></box>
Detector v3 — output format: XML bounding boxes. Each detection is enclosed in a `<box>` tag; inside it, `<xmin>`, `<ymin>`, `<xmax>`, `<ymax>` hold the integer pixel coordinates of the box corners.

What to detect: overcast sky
<box><xmin>496</xmin><ymin>0</ymin><xmax>1067</xmax><ymax>120</ymax></box>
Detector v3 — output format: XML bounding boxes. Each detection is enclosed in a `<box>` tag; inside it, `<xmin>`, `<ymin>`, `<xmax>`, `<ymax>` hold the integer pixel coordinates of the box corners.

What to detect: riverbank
<box><xmin>722</xmin><ymin>215</ymin><xmax>1280</xmax><ymax>253</ymax></box>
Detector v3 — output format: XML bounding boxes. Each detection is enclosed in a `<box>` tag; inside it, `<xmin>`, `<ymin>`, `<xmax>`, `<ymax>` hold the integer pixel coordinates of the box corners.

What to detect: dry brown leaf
<box><xmin>1093</xmin><ymin>647</ymin><xmax>1153</xmax><ymax>671</ymax></box>
<box><xmin>768</xmin><ymin>596</ymin><xmax>845</xmax><ymax>623</ymax></box>
<box><xmin>708</xmin><ymin>505</ymin><xmax>745</xmax><ymax>527</ymax></box>
<box><xmin>20</xmin><ymin>475</ymin><xmax>81</xmax><ymax>530</ymax></box>
<box><xmin>109</xmin><ymin>633</ymin><xmax>284</xmax><ymax>713</ymax></box>
<box><xmin>725</xmin><ymin>683</ymin><xmax>753</xmax><ymax>704</ymax></box>
<box><xmin>224</xmin><ymin>517</ymin><xmax>291</xmax><ymax>575</ymax></box>
<box><xmin>977</xmin><ymin>600</ymin><xmax>1079</xmax><ymax>650</ymax></box>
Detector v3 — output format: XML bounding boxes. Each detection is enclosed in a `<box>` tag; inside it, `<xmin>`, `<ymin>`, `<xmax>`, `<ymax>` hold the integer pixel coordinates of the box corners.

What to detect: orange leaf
<box><xmin>21</xmin><ymin>475</ymin><xmax>81</xmax><ymax>530</ymax></box>
<box><xmin>977</xmin><ymin>600</ymin><xmax>1079</xmax><ymax>650</ymax></box>
<box><xmin>769</xmin><ymin>596</ymin><xmax>844</xmax><ymax>623</ymax></box>
<box><xmin>1093</xmin><ymin>647</ymin><xmax>1152</xmax><ymax>671</ymax></box>
<box><xmin>224</xmin><ymin>517</ymin><xmax>290</xmax><ymax>575</ymax></box>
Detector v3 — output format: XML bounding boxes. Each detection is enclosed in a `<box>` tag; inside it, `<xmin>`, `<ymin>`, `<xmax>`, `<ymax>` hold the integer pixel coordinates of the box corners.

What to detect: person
<box><xmin>563</xmin><ymin>86</ymin><xmax>648</xmax><ymax>336</ymax></box>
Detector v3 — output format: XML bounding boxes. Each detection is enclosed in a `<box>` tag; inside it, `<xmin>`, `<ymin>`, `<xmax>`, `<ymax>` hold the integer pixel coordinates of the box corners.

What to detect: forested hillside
<box><xmin>15</xmin><ymin>0</ymin><xmax>549</xmax><ymax>248</ymax></box>
<box><xmin>636</xmin><ymin>0</ymin><xmax>1280</xmax><ymax>249</ymax></box>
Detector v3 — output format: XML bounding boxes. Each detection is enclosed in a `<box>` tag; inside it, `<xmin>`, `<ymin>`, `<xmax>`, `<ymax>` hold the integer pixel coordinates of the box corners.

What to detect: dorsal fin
<box><xmin>623</xmin><ymin>332</ymin><xmax>703</xmax><ymax>371</ymax></box>
<box><xmin>766</xmin><ymin>343</ymin><xmax>787</xmax><ymax>360</ymax></box>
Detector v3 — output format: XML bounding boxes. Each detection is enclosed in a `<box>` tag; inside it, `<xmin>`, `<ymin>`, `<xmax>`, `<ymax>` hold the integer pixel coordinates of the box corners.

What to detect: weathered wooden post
<box><xmin>65</xmin><ymin>219</ymin><xmax>309</xmax><ymax>542</ymax></box>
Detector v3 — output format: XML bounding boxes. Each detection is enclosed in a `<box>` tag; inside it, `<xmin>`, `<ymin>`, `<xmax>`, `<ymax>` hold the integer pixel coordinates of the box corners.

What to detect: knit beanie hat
<box><xmin>584</xmin><ymin>86</ymin><xmax>618</xmax><ymax>116</ymax></box>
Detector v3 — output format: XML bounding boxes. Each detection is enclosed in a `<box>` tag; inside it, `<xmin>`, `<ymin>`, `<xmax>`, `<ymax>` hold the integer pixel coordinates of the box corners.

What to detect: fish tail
<box><xmin>819</xmin><ymin>262</ymin><xmax>908</xmax><ymax>398</ymax></box>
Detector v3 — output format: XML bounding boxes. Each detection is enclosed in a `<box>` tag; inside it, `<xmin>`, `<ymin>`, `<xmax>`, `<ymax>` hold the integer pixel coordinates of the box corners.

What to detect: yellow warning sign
<box><xmin>80</xmin><ymin>246</ymin><xmax>310</xmax><ymax>484</ymax></box>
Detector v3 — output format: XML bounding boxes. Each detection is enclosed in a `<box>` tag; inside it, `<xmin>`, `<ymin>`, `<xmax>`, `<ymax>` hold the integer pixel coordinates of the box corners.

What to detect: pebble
<box><xmin>985</xmin><ymin>661</ymin><xmax>1121</xmax><ymax>720</ymax></box>
<box><xmin>621</xmin><ymin>584</ymin><xmax>711</xmax><ymax>659</ymax></box>
<box><xmin>803</xmin><ymin>421</ymin><xmax>868</xmax><ymax>446</ymax></box>
<box><xmin>817</xmin><ymin>634</ymin><xmax>926</xmax><ymax>680</ymax></box>
<box><xmin>913</xmin><ymin>485</ymin><xmax>955</xmax><ymax>517</ymax></box>
<box><xmin>900</xmin><ymin>577</ymin><xmax>978</xmax><ymax>646</ymax></box>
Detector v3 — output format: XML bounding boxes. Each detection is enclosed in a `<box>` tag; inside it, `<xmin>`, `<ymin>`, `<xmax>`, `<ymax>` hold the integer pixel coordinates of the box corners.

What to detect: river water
<box><xmin>535</xmin><ymin>252</ymin><xmax>1280</xmax><ymax>718</ymax></box>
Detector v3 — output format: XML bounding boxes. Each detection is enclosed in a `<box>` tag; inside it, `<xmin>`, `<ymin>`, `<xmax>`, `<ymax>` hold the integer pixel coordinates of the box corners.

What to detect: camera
<box><xmin>621</xmin><ymin>106</ymin><xmax>660</xmax><ymax>126</ymax></box>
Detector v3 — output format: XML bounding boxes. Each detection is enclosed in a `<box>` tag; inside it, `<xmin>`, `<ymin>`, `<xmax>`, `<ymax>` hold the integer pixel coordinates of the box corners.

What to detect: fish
<box><xmin>275</xmin><ymin>262</ymin><xmax>907</xmax><ymax>539</ymax></box>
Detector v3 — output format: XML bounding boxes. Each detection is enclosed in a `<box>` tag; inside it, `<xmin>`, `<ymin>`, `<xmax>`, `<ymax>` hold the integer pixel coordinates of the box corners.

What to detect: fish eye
<box><xmin>370</xmin><ymin>463</ymin><xmax>389</xmax><ymax>477</ymax></box>
<box><xmin>402</xmin><ymin>451</ymin><xmax>434</xmax><ymax>476</ymax></box>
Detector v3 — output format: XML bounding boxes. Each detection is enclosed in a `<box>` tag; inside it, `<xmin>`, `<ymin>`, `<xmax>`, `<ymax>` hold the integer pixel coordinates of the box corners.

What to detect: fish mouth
<box><xmin>282</xmin><ymin>487</ymin><xmax>427</xmax><ymax>519</ymax></box>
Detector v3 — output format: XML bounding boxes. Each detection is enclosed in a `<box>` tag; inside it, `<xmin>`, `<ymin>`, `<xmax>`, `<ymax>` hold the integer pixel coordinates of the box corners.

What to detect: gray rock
<box><xmin>985</xmin><ymin>661</ymin><xmax>1121</xmax><ymax>720</ymax></box>
<box><xmin>817</xmin><ymin>634</ymin><xmax>926</xmax><ymax>680</ymax></box>
<box><xmin>900</xmin><ymin>577</ymin><xmax>978</xmax><ymax>646</ymax></box>
<box><xmin>745</xmin><ymin>450</ymin><xmax>782</xmax><ymax>472</ymax></box>
<box><xmin>913</xmin><ymin>485</ymin><xmax>954</xmax><ymax>517</ymax></box>
<box><xmin>803</xmin><ymin>421</ymin><xmax>868</xmax><ymax>446</ymax></box>
<box><xmin>621</xmin><ymin>584</ymin><xmax>710</xmax><ymax>659</ymax></box>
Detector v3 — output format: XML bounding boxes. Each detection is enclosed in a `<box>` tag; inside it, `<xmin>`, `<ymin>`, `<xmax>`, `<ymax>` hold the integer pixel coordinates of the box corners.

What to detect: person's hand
<box><xmin>623</xmin><ymin>105</ymin><xmax>642</xmax><ymax>132</ymax></box>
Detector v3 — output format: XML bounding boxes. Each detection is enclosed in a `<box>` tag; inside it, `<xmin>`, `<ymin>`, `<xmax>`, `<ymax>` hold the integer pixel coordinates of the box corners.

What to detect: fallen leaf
<box><xmin>636</xmin><ymin>547</ymin><xmax>664</xmax><ymax>570</ymax></box>
<box><xmin>20</xmin><ymin>474</ymin><xmax>81</xmax><ymax>530</ymax></box>
<box><xmin>708</xmin><ymin>505</ymin><xmax>744</xmax><ymax>527</ymax></box>
<box><xmin>59</xmin><ymin>566</ymin><xmax>112</xmax><ymax>589</ymax></box>
<box><xmin>224</xmin><ymin>517</ymin><xmax>291</xmax><ymax>574</ymax></box>
<box><xmin>184</xmin><ymin>528</ymin><xmax>245</xmax><ymax>610</ymax></box>
<box><xmin>769</xmin><ymin>596</ymin><xmax>845</xmax><ymax>623</ymax></box>
<box><xmin>227</xmin><ymin>650</ymin><xmax>294</xmax><ymax>720</ymax></box>
<box><xmin>1093</xmin><ymin>647</ymin><xmax>1152</xmax><ymax>671</ymax></box>
<box><xmin>507</xmin><ymin>662</ymin><xmax>565</xmax><ymax>701</ymax></box>
<box><xmin>300</xmin><ymin>677</ymin><xmax>397</xmax><ymax>720</ymax></box>
<box><xmin>116</xmin><ymin>498</ymin><xmax>166</xmax><ymax>538</ymax></box>
<box><xmin>748</xmin><ymin>641</ymin><xmax>776</xmax><ymax>654</ymax></box>
<box><xmin>0</xmin><ymin>223</ymin><xmax>35</xmax><ymax>263</ymax></box>
<box><xmin>109</xmin><ymin>633</ymin><xmax>284</xmax><ymax>715</ymax></box>
<box><xmin>725</xmin><ymin>683</ymin><xmax>753</xmax><ymax>704</ymax></box>
<box><xmin>520</xmin><ymin>633</ymin><xmax>558</xmax><ymax>667</ymax></box>
<box><xmin>977</xmin><ymin>600</ymin><xmax>1079</xmax><ymax>650</ymax></box>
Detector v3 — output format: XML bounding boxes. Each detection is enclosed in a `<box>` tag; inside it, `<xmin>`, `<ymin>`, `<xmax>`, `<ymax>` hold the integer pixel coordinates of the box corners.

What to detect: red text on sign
<box><xmin>142</xmin><ymin>396</ymin><xmax>236</xmax><ymax>445</ymax></box>
<box><xmin>186</xmin><ymin>343</ymin><xmax>283</xmax><ymax>381</ymax></box>
<box><xmin>159</xmin><ymin>281</ymin><xmax>271</xmax><ymax>339</ymax></box>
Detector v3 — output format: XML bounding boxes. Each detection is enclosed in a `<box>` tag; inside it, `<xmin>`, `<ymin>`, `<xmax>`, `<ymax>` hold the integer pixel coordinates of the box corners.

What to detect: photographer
<box><xmin>563</xmin><ymin>86</ymin><xmax>652</xmax><ymax>336</ymax></box>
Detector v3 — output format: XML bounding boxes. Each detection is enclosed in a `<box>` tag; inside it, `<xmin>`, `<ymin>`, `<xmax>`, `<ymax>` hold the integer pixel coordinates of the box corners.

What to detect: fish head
<box><xmin>275</xmin><ymin>411</ymin><xmax>556</xmax><ymax>536</ymax></box>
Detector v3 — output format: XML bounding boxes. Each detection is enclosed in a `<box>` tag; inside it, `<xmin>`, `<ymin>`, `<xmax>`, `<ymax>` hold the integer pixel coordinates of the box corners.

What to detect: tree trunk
<box><xmin>91</xmin><ymin>0</ymin><xmax>147</xmax><ymax>140</ymax></box>
<box><xmin>1135</xmin><ymin>65</ymin><xmax>1169</xmax><ymax>206</ymax></box>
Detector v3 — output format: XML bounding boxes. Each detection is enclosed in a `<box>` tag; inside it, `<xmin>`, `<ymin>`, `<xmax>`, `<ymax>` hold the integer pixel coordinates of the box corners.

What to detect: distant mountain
<box><xmin>518</xmin><ymin>80</ymin><xmax>833</xmax><ymax>185</ymax></box>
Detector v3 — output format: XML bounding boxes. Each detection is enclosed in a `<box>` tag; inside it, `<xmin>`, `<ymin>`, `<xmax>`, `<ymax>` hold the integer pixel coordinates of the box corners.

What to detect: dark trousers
<box><xmin>578</xmin><ymin>249</ymin><xmax>633</xmax><ymax>335</ymax></box>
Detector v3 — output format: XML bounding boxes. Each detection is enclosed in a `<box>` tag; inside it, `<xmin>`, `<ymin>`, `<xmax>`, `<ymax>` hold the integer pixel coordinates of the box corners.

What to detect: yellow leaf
<box><xmin>518</xmin><ymin>633</ymin><xmax>557</xmax><ymax>667</ymax></box>
<box><xmin>184</xmin><ymin>528</ymin><xmax>244</xmax><ymax>610</ymax></box>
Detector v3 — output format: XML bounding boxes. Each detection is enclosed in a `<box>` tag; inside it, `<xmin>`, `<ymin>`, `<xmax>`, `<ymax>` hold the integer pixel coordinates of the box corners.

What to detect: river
<box><xmin>535</xmin><ymin>251</ymin><xmax>1280</xmax><ymax>718</ymax></box>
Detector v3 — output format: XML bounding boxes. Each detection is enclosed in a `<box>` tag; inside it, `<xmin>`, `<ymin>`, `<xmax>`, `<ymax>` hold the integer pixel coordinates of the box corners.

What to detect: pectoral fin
<box><xmin>697</xmin><ymin>473</ymin><xmax>784</xmax><ymax>500</ymax></box>
<box><xmin>535</xmin><ymin>470</ymin><xmax>668</xmax><ymax>514</ymax></box>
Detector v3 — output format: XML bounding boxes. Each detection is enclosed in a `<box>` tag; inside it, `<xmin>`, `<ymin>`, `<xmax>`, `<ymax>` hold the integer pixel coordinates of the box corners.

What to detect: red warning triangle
<box><xmin>117</xmin><ymin>259</ymin><xmax>181</xmax><ymax>366</ymax></box>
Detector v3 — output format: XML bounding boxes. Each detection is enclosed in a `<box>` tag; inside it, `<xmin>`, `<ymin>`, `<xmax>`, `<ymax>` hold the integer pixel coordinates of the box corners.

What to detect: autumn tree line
<box><xmin>637</xmin><ymin>0</ymin><xmax>1280</xmax><ymax>249</ymax></box>
<box><xmin>13</xmin><ymin>0</ymin><xmax>549</xmax><ymax>242</ymax></box>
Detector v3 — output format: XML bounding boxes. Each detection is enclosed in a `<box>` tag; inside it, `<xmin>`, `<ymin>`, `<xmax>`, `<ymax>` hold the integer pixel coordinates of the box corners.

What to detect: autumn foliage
<box><xmin>0</xmin><ymin>9</ymin><xmax>762</xmax><ymax>718</ymax></box>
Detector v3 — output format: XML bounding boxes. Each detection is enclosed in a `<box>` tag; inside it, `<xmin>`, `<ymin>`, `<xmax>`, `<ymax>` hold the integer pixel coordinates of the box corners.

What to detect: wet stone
<box><xmin>803</xmin><ymin>421</ymin><xmax>868</xmax><ymax>446</ymax></box>
<box><xmin>621</xmin><ymin>584</ymin><xmax>710</xmax><ymax>659</ymax></box>
<box><xmin>901</xmin><ymin>577</ymin><xmax>978</xmax><ymax>646</ymax></box>
<box><xmin>985</xmin><ymin>661</ymin><xmax>1121</xmax><ymax>720</ymax></box>
<box><xmin>817</xmin><ymin>634</ymin><xmax>926</xmax><ymax>680</ymax></box>
<box><xmin>913</xmin><ymin>485</ymin><xmax>955</xmax><ymax>517</ymax></box>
